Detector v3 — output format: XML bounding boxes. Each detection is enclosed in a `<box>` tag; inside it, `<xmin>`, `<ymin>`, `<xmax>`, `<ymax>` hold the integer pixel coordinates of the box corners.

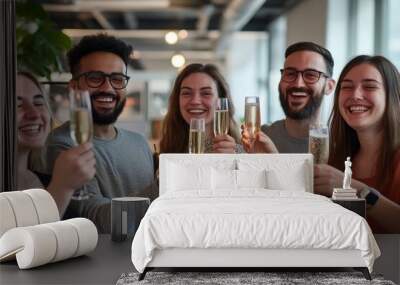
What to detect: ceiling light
<box><xmin>171</xmin><ymin>54</ymin><xmax>185</xmax><ymax>68</ymax></box>
<box><xmin>178</xmin><ymin>29</ymin><xmax>188</xmax><ymax>39</ymax></box>
<box><xmin>131</xmin><ymin>50</ymin><xmax>141</xmax><ymax>59</ymax></box>
<box><xmin>165</xmin><ymin>31</ymin><xmax>178</xmax><ymax>45</ymax></box>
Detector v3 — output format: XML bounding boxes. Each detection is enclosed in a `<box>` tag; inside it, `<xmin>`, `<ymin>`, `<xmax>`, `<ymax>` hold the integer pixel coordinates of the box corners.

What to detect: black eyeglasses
<box><xmin>280</xmin><ymin>68</ymin><xmax>329</xmax><ymax>84</ymax></box>
<box><xmin>74</xmin><ymin>71</ymin><xmax>130</xmax><ymax>90</ymax></box>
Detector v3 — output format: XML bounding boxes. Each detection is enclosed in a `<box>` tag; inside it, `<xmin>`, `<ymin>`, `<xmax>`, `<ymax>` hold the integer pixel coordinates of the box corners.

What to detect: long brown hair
<box><xmin>328</xmin><ymin>55</ymin><xmax>400</xmax><ymax>188</ymax></box>
<box><xmin>160</xmin><ymin>63</ymin><xmax>240</xmax><ymax>153</ymax></box>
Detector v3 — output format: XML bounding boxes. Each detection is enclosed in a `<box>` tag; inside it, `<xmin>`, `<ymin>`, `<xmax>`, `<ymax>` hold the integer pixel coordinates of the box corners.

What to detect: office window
<box><xmin>266</xmin><ymin>17</ymin><xmax>286</xmax><ymax>124</ymax></box>
<box><xmin>351</xmin><ymin>0</ymin><xmax>375</xmax><ymax>56</ymax></box>
<box><xmin>387</xmin><ymin>0</ymin><xmax>400</xmax><ymax>67</ymax></box>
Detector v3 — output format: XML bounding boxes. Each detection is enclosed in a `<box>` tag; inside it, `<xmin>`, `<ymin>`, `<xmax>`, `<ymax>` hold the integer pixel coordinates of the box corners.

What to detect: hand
<box><xmin>314</xmin><ymin>164</ymin><xmax>344</xmax><ymax>197</ymax></box>
<box><xmin>241</xmin><ymin>125</ymin><xmax>278</xmax><ymax>153</ymax></box>
<box><xmin>314</xmin><ymin>164</ymin><xmax>369</xmax><ymax>198</ymax></box>
<box><xmin>212</xmin><ymin>134</ymin><xmax>237</xmax><ymax>153</ymax></box>
<box><xmin>50</xmin><ymin>142</ymin><xmax>96</xmax><ymax>192</ymax></box>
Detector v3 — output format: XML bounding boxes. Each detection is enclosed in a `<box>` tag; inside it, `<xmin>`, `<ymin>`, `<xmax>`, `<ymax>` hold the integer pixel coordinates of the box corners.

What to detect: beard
<box><xmin>279</xmin><ymin>85</ymin><xmax>324</xmax><ymax>120</ymax></box>
<box><xmin>90</xmin><ymin>92</ymin><xmax>126</xmax><ymax>125</ymax></box>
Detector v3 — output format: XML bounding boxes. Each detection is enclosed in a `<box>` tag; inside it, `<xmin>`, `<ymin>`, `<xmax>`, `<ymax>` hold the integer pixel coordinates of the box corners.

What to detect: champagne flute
<box><xmin>308</xmin><ymin>123</ymin><xmax>329</xmax><ymax>164</ymax></box>
<box><xmin>244</xmin><ymin>96</ymin><xmax>260</xmax><ymax>150</ymax></box>
<box><xmin>69</xmin><ymin>89</ymin><xmax>93</xmax><ymax>200</ymax></box>
<box><xmin>213</xmin><ymin>98</ymin><xmax>229</xmax><ymax>136</ymax></box>
<box><xmin>188</xmin><ymin>118</ymin><xmax>205</xmax><ymax>154</ymax></box>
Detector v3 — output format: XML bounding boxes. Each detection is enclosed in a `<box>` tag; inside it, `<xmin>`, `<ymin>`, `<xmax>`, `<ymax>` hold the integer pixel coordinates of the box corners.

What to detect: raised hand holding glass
<box><xmin>69</xmin><ymin>89</ymin><xmax>93</xmax><ymax>200</ymax></box>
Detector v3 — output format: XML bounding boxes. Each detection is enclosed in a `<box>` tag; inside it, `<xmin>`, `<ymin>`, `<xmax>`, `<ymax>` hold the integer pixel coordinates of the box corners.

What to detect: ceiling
<box><xmin>36</xmin><ymin>0</ymin><xmax>300</xmax><ymax>71</ymax></box>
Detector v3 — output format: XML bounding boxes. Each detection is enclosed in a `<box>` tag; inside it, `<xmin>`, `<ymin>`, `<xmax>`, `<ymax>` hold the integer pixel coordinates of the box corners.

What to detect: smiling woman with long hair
<box><xmin>160</xmin><ymin>63</ymin><xmax>242</xmax><ymax>154</ymax></box>
<box><xmin>314</xmin><ymin>55</ymin><xmax>400</xmax><ymax>233</ymax></box>
<box><xmin>16</xmin><ymin>71</ymin><xmax>96</xmax><ymax>217</ymax></box>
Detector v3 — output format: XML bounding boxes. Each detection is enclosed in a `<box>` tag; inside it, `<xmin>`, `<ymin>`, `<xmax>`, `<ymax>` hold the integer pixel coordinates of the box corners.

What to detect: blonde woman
<box><xmin>16</xmin><ymin>71</ymin><xmax>95</xmax><ymax>217</ymax></box>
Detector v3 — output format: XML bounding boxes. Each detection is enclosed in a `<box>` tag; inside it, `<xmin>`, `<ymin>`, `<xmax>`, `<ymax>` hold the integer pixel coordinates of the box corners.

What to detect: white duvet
<box><xmin>131</xmin><ymin>190</ymin><xmax>380</xmax><ymax>273</ymax></box>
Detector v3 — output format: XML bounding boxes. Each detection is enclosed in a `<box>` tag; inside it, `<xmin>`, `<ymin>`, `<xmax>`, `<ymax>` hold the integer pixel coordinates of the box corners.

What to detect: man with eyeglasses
<box><xmin>44</xmin><ymin>34</ymin><xmax>157</xmax><ymax>233</ymax></box>
<box><xmin>242</xmin><ymin>41</ymin><xmax>336</xmax><ymax>153</ymax></box>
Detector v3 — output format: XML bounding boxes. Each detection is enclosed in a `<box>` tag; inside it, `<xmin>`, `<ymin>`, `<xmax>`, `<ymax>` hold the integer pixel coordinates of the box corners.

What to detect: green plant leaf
<box><xmin>16</xmin><ymin>0</ymin><xmax>71</xmax><ymax>79</ymax></box>
<box><xmin>16</xmin><ymin>1</ymin><xmax>48</xmax><ymax>22</ymax></box>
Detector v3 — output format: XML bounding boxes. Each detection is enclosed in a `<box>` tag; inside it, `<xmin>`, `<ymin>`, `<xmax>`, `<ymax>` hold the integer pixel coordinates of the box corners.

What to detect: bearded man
<box><xmin>45</xmin><ymin>34</ymin><xmax>156</xmax><ymax>233</ymax></box>
<box><xmin>242</xmin><ymin>42</ymin><xmax>336</xmax><ymax>153</ymax></box>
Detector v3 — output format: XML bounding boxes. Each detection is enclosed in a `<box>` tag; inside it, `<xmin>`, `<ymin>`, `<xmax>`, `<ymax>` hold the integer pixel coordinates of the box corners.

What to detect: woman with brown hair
<box><xmin>16</xmin><ymin>71</ymin><xmax>96</xmax><ymax>217</ymax></box>
<box><xmin>314</xmin><ymin>55</ymin><xmax>400</xmax><ymax>233</ymax></box>
<box><xmin>160</xmin><ymin>63</ymin><xmax>242</xmax><ymax>154</ymax></box>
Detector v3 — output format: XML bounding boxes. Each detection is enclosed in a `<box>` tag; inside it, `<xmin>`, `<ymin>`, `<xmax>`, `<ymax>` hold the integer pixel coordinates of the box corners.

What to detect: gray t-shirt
<box><xmin>45</xmin><ymin>122</ymin><xmax>157</xmax><ymax>233</ymax></box>
<box><xmin>261</xmin><ymin>119</ymin><xmax>308</xmax><ymax>153</ymax></box>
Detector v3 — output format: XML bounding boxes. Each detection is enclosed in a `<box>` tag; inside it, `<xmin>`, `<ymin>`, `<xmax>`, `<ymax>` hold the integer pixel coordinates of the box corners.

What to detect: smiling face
<box><xmin>71</xmin><ymin>51</ymin><xmax>127</xmax><ymax>125</ymax></box>
<box><xmin>16</xmin><ymin>75</ymin><xmax>50</xmax><ymax>150</ymax></box>
<box><xmin>339</xmin><ymin>63</ymin><xmax>386</xmax><ymax>133</ymax></box>
<box><xmin>179</xmin><ymin>72</ymin><xmax>219</xmax><ymax>125</ymax></box>
<box><xmin>279</xmin><ymin>50</ymin><xmax>334</xmax><ymax>120</ymax></box>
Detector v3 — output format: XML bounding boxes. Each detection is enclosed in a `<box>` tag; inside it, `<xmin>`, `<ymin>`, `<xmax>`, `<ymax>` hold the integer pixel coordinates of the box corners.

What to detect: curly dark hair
<box><xmin>285</xmin><ymin>41</ymin><xmax>334</xmax><ymax>77</ymax></box>
<box><xmin>67</xmin><ymin>33</ymin><xmax>133</xmax><ymax>75</ymax></box>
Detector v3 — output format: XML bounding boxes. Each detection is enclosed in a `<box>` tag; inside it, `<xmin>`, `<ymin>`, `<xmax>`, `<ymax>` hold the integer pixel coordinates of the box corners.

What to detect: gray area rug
<box><xmin>117</xmin><ymin>271</ymin><xmax>395</xmax><ymax>285</ymax></box>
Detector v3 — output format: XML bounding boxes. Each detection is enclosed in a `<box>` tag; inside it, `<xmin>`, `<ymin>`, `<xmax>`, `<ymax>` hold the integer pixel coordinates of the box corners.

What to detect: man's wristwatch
<box><xmin>359</xmin><ymin>187</ymin><xmax>380</xmax><ymax>207</ymax></box>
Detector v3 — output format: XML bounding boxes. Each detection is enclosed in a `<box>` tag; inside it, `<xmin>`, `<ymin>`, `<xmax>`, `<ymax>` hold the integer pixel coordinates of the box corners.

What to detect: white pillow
<box><xmin>167</xmin><ymin>162</ymin><xmax>212</xmax><ymax>191</ymax></box>
<box><xmin>266</xmin><ymin>163</ymin><xmax>307</xmax><ymax>191</ymax></box>
<box><xmin>236</xmin><ymin>169</ymin><xmax>267</xmax><ymax>189</ymax></box>
<box><xmin>212</xmin><ymin>168</ymin><xmax>237</xmax><ymax>190</ymax></box>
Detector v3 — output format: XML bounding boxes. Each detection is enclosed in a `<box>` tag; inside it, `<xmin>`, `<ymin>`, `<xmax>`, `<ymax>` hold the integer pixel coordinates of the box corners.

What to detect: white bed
<box><xmin>131</xmin><ymin>154</ymin><xmax>380</xmax><ymax>280</ymax></box>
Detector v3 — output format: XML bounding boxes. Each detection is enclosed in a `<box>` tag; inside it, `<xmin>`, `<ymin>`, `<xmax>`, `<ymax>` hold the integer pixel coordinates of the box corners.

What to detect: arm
<box><xmin>364</xmin><ymin>161</ymin><xmax>400</xmax><ymax>233</ymax></box>
<box><xmin>314</xmin><ymin>164</ymin><xmax>371</xmax><ymax>196</ymax></box>
<box><xmin>314</xmin><ymin>164</ymin><xmax>400</xmax><ymax>233</ymax></box>
<box><xmin>367</xmin><ymin>196</ymin><xmax>400</xmax><ymax>233</ymax></box>
<box><xmin>46</xmin><ymin>143</ymin><xmax>96</xmax><ymax>216</ymax></box>
<box><xmin>46</xmin><ymin>125</ymin><xmax>101</xmax><ymax>225</ymax></box>
<box><xmin>75</xmin><ymin>132</ymin><xmax>158</xmax><ymax>233</ymax></box>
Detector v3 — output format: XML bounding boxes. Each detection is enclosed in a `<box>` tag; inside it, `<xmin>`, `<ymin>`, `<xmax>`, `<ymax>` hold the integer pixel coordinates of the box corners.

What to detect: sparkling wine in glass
<box><xmin>188</xmin><ymin>118</ymin><xmax>205</xmax><ymax>154</ymax></box>
<box><xmin>69</xmin><ymin>89</ymin><xmax>93</xmax><ymax>200</ymax></box>
<box><xmin>308</xmin><ymin>124</ymin><xmax>329</xmax><ymax>164</ymax></box>
<box><xmin>244</xmin><ymin>96</ymin><xmax>261</xmax><ymax>143</ymax></box>
<box><xmin>213</xmin><ymin>98</ymin><xmax>229</xmax><ymax>136</ymax></box>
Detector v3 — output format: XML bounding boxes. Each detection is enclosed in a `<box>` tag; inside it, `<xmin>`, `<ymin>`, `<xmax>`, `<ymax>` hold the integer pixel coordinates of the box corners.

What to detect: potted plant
<box><xmin>16</xmin><ymin>0</ymin><xmax>71</xmax><ymax>79</ymax></box>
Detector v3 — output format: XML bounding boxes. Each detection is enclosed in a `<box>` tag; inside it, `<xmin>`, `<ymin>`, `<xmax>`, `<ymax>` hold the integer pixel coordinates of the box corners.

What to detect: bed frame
<box><xmin>139</xmin><ymin>248</ymin><xmax>371</xmax><ymax>280</ymax></box>
<box><xmin>138</xmin><ymin>154</ymin><xmax>372</xmax><ymax>281</ymax></box>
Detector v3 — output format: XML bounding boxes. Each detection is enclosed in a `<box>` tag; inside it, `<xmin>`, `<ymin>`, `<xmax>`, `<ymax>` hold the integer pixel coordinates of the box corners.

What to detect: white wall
<box><xmin>353</xmin><ymin>0</ymin><xmax>375</xmax><ymax>55</ymax></box>
<box><xmin>225</xmin><ymin>32</ymin><xmax>268</xmax><ymax>123</ymax></box>
<box><xmin>286</xmin><ymin>0</ymin><xmax>327</xmax><ymax>47</ymax></box>
<box><xmin>326</xmin><ymin>0</ymin><xmax>350</xmax><ymax>79</ymax></box>
<box><xmin>324</xmin><ymin>0</ymin><xmax>351</xmax><ymax>122</ymax></box>
<box><xmin>266</xmin><ymin>17</ymin><xmax>286</xmax><ymax>124</ymax></box>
